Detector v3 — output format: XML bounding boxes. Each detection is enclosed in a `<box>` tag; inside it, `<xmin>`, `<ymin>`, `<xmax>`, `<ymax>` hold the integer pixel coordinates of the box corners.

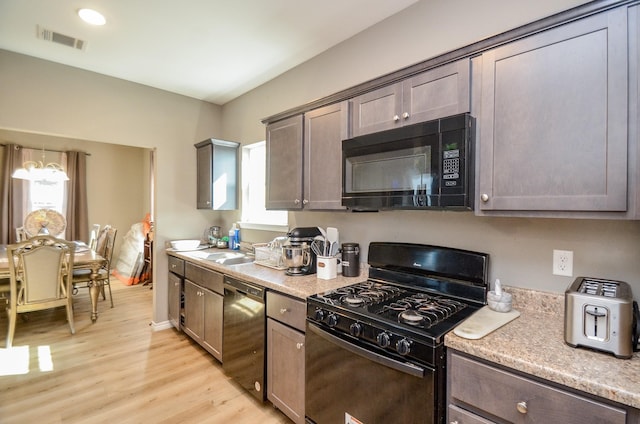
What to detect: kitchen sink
<box><xmin>204</xmin><ymin>251</ymin><xmax>254</xmax><ymax>265</ymax></box>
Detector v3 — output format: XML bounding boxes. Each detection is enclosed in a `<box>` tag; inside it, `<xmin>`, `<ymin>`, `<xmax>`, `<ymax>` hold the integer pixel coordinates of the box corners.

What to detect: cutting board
<box><xmin>453</xmin><ymin>306</ymin><xmax>520</xmax><ymax>340</ymax></box>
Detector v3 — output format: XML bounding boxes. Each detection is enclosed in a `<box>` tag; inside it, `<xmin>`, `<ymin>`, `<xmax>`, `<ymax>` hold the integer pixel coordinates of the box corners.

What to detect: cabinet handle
<box><xmin>303</xmin><ymin>199</ymin><xmax>309</xmax><ymax>205</ymax></box>
<box><xmin>516</xmin><ymin>401</ymin><xmax>528</xmax><ymax>414</ymax></box>
<box><xmin>481</xmin><ymin>193</ymin><xmax>490</xmax><ymax>202</ymax></box>
<box><xmin>402</xmin><ymin>112</ymin><xmax>410</xmax><ymax>119</ymax></box>
<box><xmin>393</xmin><ymin>115</ymin><xmax>400</xmax><ymax>122</ymax></box>
<box><xmin>294</xmin><ymin>199</ymin><xmax>301</xmax><ymax>205</ymax></box>
<box><xmin>279</xmin><ymin>308</ymin><xmax>289</xmax><ymax>315</ymax></box>
<box><xmin>296</xmin><ymin>342</ymin><xmax>304</xmax><ymax>350</ymax></box>
<box><xmin>450</xmin><ymin>421</ymin><xmax>459</xmax><ymax>424</ymax></box>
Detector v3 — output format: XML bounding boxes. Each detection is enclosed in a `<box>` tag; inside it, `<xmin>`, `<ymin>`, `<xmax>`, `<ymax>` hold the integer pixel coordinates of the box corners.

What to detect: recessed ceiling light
<box><xmin>78</xmin><ymin>8</ymin><xmax>106</xmax><ymax>26</ymax></box>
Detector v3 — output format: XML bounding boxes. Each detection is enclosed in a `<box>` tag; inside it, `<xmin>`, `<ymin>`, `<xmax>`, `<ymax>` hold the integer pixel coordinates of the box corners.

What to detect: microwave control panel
<box><xmin>442</xmin><ymin>149</ymin><xmax>460</xmax><ymax>187</ymax></box>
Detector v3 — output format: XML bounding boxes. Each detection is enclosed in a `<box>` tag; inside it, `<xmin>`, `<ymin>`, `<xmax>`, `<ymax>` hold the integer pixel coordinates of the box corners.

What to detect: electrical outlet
<box><xmin>553</xmin><ymin>249</ymin><xmax>573</xmax><ymax>277</ymax></box>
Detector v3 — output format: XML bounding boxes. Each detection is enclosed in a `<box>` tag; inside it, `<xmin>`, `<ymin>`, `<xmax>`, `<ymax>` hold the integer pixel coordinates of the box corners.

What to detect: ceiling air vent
<box><xmin>37</xmin><ymin>25</ymin><xmax>86</xmax><ymax>50</ymax></box>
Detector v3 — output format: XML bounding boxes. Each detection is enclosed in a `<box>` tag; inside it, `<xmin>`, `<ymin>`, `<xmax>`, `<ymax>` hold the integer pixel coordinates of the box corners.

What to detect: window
<box><xmin>28</xmin><ymin>178</ymin><xmax>67</xmax><ymax>213</ymax></box>
<box><xmin>17</xmin><ymin>149</ymin><xmax>68</xmax><ymax>222</ymax></box>
<box><xmin>241</xmin><ymin>141</ymin><xmax>287</xmax><ymax>230</ymax></box>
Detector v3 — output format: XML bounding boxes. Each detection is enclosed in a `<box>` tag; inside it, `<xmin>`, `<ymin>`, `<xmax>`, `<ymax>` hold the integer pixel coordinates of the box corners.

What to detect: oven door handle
<box><xmin>308</xmin><ymin>322</ymin><xmax>426</xmax><ymax>378</ymax></box>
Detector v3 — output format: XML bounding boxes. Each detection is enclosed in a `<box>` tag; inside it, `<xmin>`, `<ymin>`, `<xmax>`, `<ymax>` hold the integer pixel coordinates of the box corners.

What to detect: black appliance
<box><xmin>286</xmin><ymin>227</ymin><xmax>321</xmax><ymax>275</ymax></box>
<box><xmin>223</xmin><ymin>275</ymin><xmax>266</xmax><ymax>401</ymax></box>
<box><xmin>305</xmin><ymin>242</ymin><xmax>489</xmax><ymax>424</ymax></box>
<box><xmin>342</xmin><ymin>113</ymin><xmax>474</xmax><ymax>211</ymax></box>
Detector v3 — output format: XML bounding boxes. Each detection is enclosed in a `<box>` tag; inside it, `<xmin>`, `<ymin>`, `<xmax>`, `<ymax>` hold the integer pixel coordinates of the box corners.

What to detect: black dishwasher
<box><xmin>223</xmin><ymin>275</ymin><xmax>266</xmax><ymax>401</ymax></box>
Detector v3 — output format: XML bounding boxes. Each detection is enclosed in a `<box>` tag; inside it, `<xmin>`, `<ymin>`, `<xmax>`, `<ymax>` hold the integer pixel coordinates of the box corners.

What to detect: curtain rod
<box><xmin>0</xmin><ymin>143</ymin><xmax>91</xmax><ymax>156</ymax></box>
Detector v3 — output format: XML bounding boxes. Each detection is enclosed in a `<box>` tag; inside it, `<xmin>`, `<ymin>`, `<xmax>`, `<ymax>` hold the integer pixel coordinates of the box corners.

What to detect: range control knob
<box><xmin>314</xmin><ymin>309</ymin><xmax>325</xmax><ymax>322</ymax></box>
<box><xmin>396</xmin><ymin>338</ymin><xmax>412</xmax><ymax>356</ymax></box>
<box><xmin>376</xmin><ymin>332</ymin><xmax>391</xmax><ymax>348</ymax></box>
<box><xmin>349</xmin><ymin>323</ymin><xmax>363</xmax><ymax>337</ymax></box>
<box><xmin>327</xmin><ymin>314</ymin><xmax>339</xmax><ymax>327</ymax></box>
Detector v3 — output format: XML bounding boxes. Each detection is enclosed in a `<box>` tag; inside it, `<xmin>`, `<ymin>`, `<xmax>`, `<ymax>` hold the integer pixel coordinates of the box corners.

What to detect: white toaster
<box><xmin>564</xmin><ymin>277</ymin><xmax>638</xmax><ymax>359</ymax></box>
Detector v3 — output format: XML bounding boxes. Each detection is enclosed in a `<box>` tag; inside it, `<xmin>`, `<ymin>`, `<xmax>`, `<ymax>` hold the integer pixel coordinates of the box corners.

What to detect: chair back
<box><xmin>15</xmin><ymin>226</ymin><xmax>27</xmax><ymax>242</ymax></box>
<box><xmin>94</xmin><ymin>225</ymin><xmax>111</xmax><ymax>257</ymax></box>
<box><xmin>88</xmin><ymin>224</ymin><xmax>101</xmax><ymax>251</ymax></box>
<box><xmin>8</xmin><ymin>235</ymin><xmax>75</xmax><ymax>309</ymax></box>
<box><xmin>102</xmin><ymin>227</ymin><xmax>118</xmax><ymax>271</ymax></box>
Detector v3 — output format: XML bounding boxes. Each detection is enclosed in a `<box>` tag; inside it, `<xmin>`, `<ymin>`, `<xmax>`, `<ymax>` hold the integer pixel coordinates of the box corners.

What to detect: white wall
<box><xmin>221</xmin><ymin>0</ymin><xmax>640</xmax><ymax>296</ymax></box>
<box><xmin>0</xmin><ymin>50</ymin><xmax>226</xmax><ymax>323</ymax></box>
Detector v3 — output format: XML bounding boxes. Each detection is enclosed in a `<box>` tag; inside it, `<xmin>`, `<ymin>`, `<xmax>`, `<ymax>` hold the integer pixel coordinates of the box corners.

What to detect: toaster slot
<box><xmin>584</xmin><ymin>304</ymin><xmax>609</xmax><ymax>341</ymax></box>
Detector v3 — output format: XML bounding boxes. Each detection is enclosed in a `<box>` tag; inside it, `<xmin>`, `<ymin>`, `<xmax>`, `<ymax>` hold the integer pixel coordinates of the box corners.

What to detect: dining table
<box><xmin>0</xmin><ymin>241</ymin><xmax>107</xmax><ymax>322</ymax></box>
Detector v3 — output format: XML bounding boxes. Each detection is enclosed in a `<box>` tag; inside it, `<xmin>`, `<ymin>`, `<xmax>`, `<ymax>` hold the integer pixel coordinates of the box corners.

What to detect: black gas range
<box><xmin>305</xmin><ymin>242</ymin><xmax>489</xmax><ymax>424</ymax></box>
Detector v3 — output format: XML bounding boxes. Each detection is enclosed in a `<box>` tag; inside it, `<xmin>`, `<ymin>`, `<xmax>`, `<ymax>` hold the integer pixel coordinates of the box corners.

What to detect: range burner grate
<box><xmin>314</xmin><ymin>281</ymin><xmax>405</xmax><ymax>307</ymax></box>
<box><xmin>380</xmin><ymin>293</ymin><xmax>466</xmax><ymax>328</ymax></box>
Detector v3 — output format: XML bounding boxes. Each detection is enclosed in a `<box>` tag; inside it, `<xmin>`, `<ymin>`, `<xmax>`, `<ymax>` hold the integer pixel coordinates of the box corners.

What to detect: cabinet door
<box><xmin>350</xmin><ymin>82</ymin><xmax>402</xmax><ymax>137</ymax></box>
<box><xmin>168</xmin><ymin>271</ymin><xmax>182</xmax><ymax>330</ymax></box>
<box><xmin>267</xmin><ymin>318</ymin><xmax>305</xmax><ymax>424</ymax></box>
<box><xmin>196</xmin><ymin>143</ymin><xmax>214</xmax><ymax>209</ymax></box>
<box><xmin>183</xmin><ymin>280</ymin><xmax>203</xmax><ymax>341</ymax></box>
<box><xmin>266</xmin><ymin>115</ymin><xmax>304</xmax><ymax>209</ymax></box>
<box><xmin>304</xmin><ymin>102</ymin><xmax>348</xmax><ymax>210</ymax></box>
<box><xmin>403</xmin><ymin>59</ymin><xmax>470</xmax><ymax>125</ymax></box>
<box><xmin>195</xmin><ymin>140</ymin><xmax>239</xmax><ymax>210</ymax></box>
<box><xmin>202</xmin><ymin>289</ymin><xmax>223</xmax><ymax>361</ymax></box>
<box><xmin>478</xmin><ymin>8</ymin><xmax>628</xmax><ymax>213</ymax></box>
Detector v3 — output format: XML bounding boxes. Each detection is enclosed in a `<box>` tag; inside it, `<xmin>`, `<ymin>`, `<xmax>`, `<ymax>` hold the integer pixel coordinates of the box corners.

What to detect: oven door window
<box><xmin>305</xmin><ymin>323</ymin><xmax>437</xmax><ymax>424</ymax></box>
<box><xmin>345</xmin><ymin>145</ymin><xmax>433</xmax><ymax>195</ymax></box>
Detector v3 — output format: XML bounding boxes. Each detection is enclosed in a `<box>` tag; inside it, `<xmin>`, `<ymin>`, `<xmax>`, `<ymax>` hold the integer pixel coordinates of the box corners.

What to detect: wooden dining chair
<box><xmin>6</xmin><ymin>235</ymin><xmax>76</xmax><ymax>348</ymax></box>
<box><xmin>72</xmin><ymin>225</ymin><xmax>117</xmax><ymax>308</ymax></box>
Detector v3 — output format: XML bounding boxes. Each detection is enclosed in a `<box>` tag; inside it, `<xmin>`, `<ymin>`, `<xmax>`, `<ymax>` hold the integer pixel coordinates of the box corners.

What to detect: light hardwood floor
<box><xmin>0</xmin><ymin>279</ymin><xmax>291</xmax><ymax>424</ymax></box>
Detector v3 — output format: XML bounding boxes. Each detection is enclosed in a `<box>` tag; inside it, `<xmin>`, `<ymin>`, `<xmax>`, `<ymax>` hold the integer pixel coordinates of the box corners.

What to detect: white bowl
<box><xmin>170</xmin><ymin>239</ymin><xmax>201</xmax><ymax>251</ymax></box>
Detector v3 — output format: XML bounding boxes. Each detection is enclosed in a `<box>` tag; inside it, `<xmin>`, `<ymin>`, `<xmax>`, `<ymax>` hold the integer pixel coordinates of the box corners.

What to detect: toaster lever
<box><xmin>585</xmin><ymin>308</ymin><xmax>606</xmax><ymax>318</ymax></box>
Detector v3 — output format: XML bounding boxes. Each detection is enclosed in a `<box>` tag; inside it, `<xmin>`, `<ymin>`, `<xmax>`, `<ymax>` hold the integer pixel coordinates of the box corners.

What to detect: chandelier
<box><xmin>11</xmin><ymin>147</ymin><xmax>69</xmax><ymax>182</ymax></box>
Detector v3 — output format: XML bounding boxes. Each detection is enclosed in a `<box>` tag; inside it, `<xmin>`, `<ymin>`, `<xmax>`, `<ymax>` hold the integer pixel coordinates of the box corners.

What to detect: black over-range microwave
<box><xmin>342</xmin><ymin>113</ymin><xmax>474</xmax><ymax>211</ymax></box>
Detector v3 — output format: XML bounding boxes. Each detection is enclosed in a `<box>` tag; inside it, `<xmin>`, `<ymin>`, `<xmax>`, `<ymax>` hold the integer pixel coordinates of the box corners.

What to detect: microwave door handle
<box><xmin>307</xmin><ymin>322</ymin><xmax>426</xmax><ymax>378</ymax></box>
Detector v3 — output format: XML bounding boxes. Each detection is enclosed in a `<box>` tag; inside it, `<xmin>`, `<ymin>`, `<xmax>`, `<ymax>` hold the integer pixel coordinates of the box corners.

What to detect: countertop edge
<box><xmin>167</xmin><ymin>249</ymin><xmax>365</xmax><ymax>299</ymax></box>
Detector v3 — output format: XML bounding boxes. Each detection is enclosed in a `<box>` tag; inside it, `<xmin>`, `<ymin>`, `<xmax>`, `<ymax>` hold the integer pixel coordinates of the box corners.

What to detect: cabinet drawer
<box><xmin>168</xmin><ymin>256</ymin><xmax>185</xmax><ymax>276</ymax></box>
<box><xmin>267</xmin><ymin>291</ymin><xmax>306</xmax><ymax>332</ymax></box>
<box><xmin>185</xmin><ymin>262</ymin><xmax>224</xmax><ymax>295</ymax></box>
<box><xmin>448</xmin><ymin>404</ymin><xmax>494</xmax><ymax>424</ymax></box>
<box><xmin>449</xmin><ymin>352</ymin><xmax>626</xmax><ymax>424</ymax></box>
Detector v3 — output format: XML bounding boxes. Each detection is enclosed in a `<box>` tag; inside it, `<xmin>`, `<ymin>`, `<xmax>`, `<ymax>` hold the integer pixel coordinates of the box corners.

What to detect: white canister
<box><xmin>317</xmin><ymin>256</ymin><xmax>338</xmax><ymax>280</ymax></box>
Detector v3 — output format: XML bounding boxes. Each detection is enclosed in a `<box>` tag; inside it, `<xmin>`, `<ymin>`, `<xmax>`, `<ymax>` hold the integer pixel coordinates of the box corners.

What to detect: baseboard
<box><xmin>150</xmin><ymin>320</ymin><xmax>173</xmax><ymax>331</ymax></box>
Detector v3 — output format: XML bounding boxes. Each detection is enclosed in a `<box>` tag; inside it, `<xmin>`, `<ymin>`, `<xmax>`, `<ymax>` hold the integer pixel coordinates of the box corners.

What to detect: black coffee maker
<box><xmin>286</xmin><ymin>227</ymin><xmax>321</xmax><ymax>275</ymax></box>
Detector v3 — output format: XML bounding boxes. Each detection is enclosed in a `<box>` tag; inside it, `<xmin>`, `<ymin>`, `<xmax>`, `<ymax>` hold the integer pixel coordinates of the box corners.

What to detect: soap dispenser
<box><xmin>232</xmin><ymin>223</ymin><xmax>240</xmax><ymax>250</ymax></box>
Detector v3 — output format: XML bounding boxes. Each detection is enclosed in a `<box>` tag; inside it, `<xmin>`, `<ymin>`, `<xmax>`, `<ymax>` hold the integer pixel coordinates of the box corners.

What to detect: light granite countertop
<box><xmin>167</xmin><ymin>247</ymin><xmax>365</xmax><ymax>299</ymax></box>
<box><xmin>445</xmin><ymin>286</ymin><xmax>640</xmax><ymax>409</ymax></box>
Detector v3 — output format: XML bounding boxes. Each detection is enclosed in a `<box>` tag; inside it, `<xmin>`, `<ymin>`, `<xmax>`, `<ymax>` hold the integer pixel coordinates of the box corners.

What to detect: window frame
<box><xmin>240</xmin><ymin>141</ymin><xmax>288</xmax><ymax>232</ymax></box>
